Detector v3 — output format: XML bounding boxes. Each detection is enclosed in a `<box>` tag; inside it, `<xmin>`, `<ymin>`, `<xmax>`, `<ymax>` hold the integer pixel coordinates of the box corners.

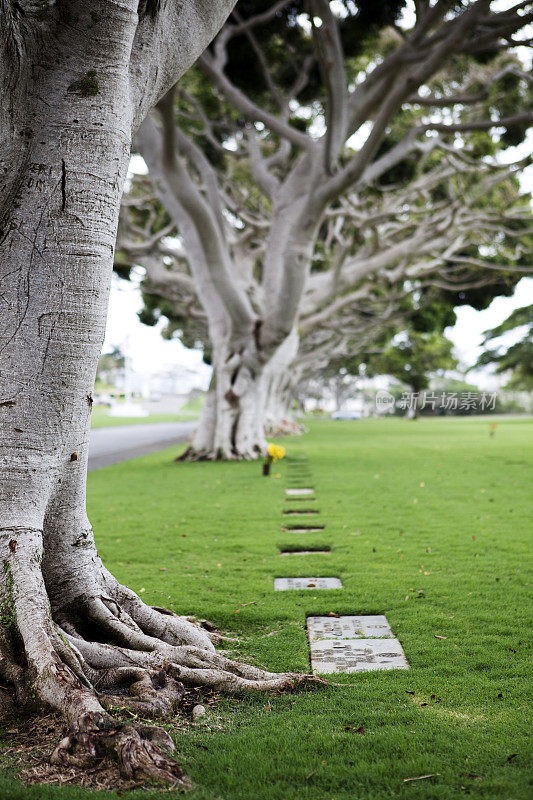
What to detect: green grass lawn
<box><xmin>90</xmin><ymin>398</ymin><xmax>202</xmax><ymax>428</ymax></box>
<box><xmin>1</xmin><ymin>417</ymin><xmax>531</xmax><ymax>799</ymax></box>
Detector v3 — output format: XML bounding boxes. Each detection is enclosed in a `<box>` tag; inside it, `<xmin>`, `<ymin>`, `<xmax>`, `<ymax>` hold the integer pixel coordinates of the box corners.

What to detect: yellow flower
<box><xmin>267</xmin><ymin>443</ymin><xmax>285</xmax><ymax>462</ymax></box>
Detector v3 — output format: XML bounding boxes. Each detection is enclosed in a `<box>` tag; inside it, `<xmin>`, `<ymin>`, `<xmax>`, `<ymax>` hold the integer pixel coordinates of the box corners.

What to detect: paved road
<box><xmin>88</xmin><ymin>421</ymin><xmax>196</xmax><ymax>471</ymax></box>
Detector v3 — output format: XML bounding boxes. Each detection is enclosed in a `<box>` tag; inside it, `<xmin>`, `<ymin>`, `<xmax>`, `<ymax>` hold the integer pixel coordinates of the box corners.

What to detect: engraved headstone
<box><xmin>307</xmin><ymin>615</ymin><xmax>394</xmax><ymax>640</ymax></box>
<box><xmin>274</xmin><ymin>577</ymin><xmax>342</xmax><ymax>591</ymax></box>
<box><xmin>309</xmin><ymin>638</ymin><xmax>408</xmax><ymax>673</ymax></box>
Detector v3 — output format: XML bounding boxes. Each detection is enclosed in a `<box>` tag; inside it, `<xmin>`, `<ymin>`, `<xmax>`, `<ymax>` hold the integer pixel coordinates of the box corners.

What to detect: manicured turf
<box><xmin>1</xmin><ymin>417</ymin><xmax>531</xmax><ymax>799</ymax></box>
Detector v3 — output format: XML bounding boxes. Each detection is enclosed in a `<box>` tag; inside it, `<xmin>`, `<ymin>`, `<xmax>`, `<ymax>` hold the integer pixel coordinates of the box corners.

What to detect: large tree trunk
<box><xmin>184</xmin><ymin>329</ymin><xmax>302</xmax><ymax>460</ymax></box>
<box><xmin>264</xmin><ymin>333</ymin><xmax>301</xmax><ymax>437</ymax></box>
<box><xmin>0</xmin><ymin>1</ymin><xmax>314</xmax><ymax>785</ymax></box>
<box><xmin>184</xmin><ymin>335</ymin><xmax>268</xmax><ymax>460</ymax></box>
<box><xmin>264</xmin><ymin>378</ymin><xmax>297</xmax><ymax>436</ymax></box>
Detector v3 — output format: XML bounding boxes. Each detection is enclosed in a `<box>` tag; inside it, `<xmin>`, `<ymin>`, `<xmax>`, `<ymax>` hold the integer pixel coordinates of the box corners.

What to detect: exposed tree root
<box><xmin>176</xmin><ymin>446</ymin><xmax>213</xmax><ymax>462</ymax></box>
<box><xmin>176</xmin><ymin>444</ymin><xmax>265</xmax><ymax>462</ymax></box>
<box><xmin>50</xmin><ymin>711</ymin><xmax>187</xmax><ymax>786</ymax></box>
<box><xmin>1</xmin><ymin>530</ymin><xmax>323</xmax><ymax>786</ymax></box>
<box><xmin>97</xmin><ymin>666</ymin><xmax>185</xmax><ymax>718</ymax></box>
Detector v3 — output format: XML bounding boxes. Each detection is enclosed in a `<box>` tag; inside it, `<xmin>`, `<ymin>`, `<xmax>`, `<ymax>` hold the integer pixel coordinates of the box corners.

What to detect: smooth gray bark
<box><xmin>0</xmin><ymin>0</ymin><xmax>319</xmax><ymax>785</ymax></box>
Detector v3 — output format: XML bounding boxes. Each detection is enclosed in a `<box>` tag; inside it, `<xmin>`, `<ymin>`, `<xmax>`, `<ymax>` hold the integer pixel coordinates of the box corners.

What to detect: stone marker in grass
<box><xmin>306</xmin><ymin>615</ymin><xmax>408</xmax><ymax>673</ymax></box>
<box><xmin>283</xmin><ymin>509</ymin><xmax>319</xmax><ymax>515</ymax></box>
<box><xmin>284</xmin><ymin>496</ymin><xmax>316</xmax><ymax>501</ymax></box>
<box><xmin>281</xmin><ymin>526</ymin><xmax>325</xmax><ymax>533</ymax></box>
<box><xmin>285</xmin><ymin>488</ymin><xmax>314</xmax><ymax>496</ymax></box>
<box><xmin>307</xmin><ymin>615</ymin><xmax>394</xmax><ymax>640</ymax></box>
<box><xmin>309</xmin><ymin>638</ymin><xmax>409</xmax><ymax>673</ymax></box>
<box><xmin>280</xmin><ymin>549</ymin><xmax>331</xmax><ymax>556</ymax></box>
<box><xmin>274</xmin><ymin>577</ymin><xmax>342</xmax><ymax>590</ymax></box>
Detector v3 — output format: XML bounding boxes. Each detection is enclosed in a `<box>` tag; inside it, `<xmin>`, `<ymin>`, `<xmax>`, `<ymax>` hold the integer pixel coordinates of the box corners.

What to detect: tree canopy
<box><xmin>475</xmin><ymin>303</ymin><xmax>533</xmax><ymax>389</ymax></box>
<box><xmin>116</xmin><ymin>0</ymin><xmax>532</xmax><ymax>457</ymax></box>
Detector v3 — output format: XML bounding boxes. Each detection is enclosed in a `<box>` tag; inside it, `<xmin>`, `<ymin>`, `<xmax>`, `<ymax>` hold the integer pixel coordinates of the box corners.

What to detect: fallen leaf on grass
<box><xmin>327</xmin><ymin>611</ymin><xmax>340</xmax><ymax>617</ymax></box>
<box><xmin>434</xmin><ymin>634</ymin><xmax>447</xmax><ymax>640</ymax></box>
<box><xmin>403</xmin><ymin>774</ymin><xmax>437</xmax><ymax>783</ymax></box>
<box><xmin>507</xmin><ymin>753</ymin><xmax>518</xmax><ymax>762</ymax></box>
<box><xmin>344</xmin><ymin>725</ymin><xmax>365</xmax><ymax>734</ymax></box>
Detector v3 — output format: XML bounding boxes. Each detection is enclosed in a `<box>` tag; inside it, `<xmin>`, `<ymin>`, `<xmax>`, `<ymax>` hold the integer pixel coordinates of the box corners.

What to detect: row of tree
<box><xmin>1</xmin><ymin>0</ymin><xmax>531</xmax><ymax>785</ymax></box>
<box><xmin>116</xmin><ymin>0</ymin><xmax>532</xmax><ymax>458</ymax></box>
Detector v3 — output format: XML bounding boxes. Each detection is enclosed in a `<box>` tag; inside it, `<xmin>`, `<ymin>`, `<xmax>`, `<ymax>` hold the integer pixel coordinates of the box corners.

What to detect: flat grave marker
<box><xmin>280</xmin><ymin>549</ymin><xmax>330</xmax><ymax>556</ymax></box>
<box><xmin>281</xmin><ymin>526</ymin><xmax>325</xmax><ymax>533</ymax></box>
<box><xmin>285</xmin><ymin>488</ymin><xmax>314</xmax><ymax>496</ymax></box>
<box><xmin>307</xmin><ymin>615</ymin><xmax>394</xmax><ymax>640</ymax></box>
<box><xmin>306</xmin><ymin>614</ymin><xmax>408</xmax><ymax>673</ymax></box>
<box><xmin>309</xmin><ymin>638</ymin><xmax>409</xmax><ymax>673</ymax></box>
<box><xmin>284</xmin><ymin>496</ymin><xmax>316</xmax><ymax>501</ymax></box>
<box><xmin>274</xmin><ymin>577</ymin><xmax>342</xmax><ymax>591</ymax></box>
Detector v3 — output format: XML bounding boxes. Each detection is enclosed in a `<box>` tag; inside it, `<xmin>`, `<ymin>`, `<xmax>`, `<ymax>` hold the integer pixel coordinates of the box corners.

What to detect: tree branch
<box><xmin>198</xmin><ymin>53</ymin><xmax>311</xmax><ymax>150</ymax></box>
<box><xmin>136</xmin><ymin>112</ymin><xmax>256</xmax><ymax>334</ymax></box>
<box><xmin>310</xmin><ymin>0</ymin><xmax>347</xmax><ymax>172</ymax></box>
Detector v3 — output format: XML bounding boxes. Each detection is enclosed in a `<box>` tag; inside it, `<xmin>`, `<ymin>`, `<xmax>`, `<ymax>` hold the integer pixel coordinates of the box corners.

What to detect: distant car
<box><xmin>331</xmin><ymin>410</ymin><xmax>362</xmax><ymax>420</ymax></box>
